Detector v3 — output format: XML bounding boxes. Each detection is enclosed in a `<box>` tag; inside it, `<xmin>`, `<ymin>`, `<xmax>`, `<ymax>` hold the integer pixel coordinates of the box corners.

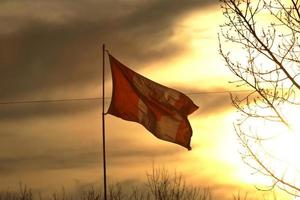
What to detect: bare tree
<box><xmin>146</xmin><ymin>167</ymin><xmax>210</xmax><ymax>200</ymax></box>
<box><xmin>219</xmin><ymin>0</ymin><xmax>300</xmax><ymax>196</ymax></box>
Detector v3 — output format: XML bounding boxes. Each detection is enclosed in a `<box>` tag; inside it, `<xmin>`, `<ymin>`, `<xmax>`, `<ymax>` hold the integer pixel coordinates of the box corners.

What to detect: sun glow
<box><xmin>138</xmin><ymin>6</ymin><xmax>235</xmax><ymax>92</ymax></box>
<box><xmin>233</xmin><ymin>100</ymin><xmax>300</xmax><ymax>195</ymax></box>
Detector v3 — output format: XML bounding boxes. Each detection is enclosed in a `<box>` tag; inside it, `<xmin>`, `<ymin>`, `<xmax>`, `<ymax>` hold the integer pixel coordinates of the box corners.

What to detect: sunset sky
<box><xmin>0</xmin><ymin>0</ymin><xmax>294</xmax><ymax>199</ymax></box>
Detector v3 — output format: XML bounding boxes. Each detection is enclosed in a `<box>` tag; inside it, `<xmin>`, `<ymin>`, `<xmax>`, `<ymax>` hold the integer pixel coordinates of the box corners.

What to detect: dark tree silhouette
<box><xmin>219</xmin><ymin>0</ymin><xmax>300</xmax><ymax>196</ymax></box>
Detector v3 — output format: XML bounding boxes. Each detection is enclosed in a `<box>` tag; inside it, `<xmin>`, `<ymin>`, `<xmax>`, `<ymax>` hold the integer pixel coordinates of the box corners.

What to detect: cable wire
<box><xmin>0</xmin><ymin>97</ymin><xmax>102</xmax><ymax>105</ymax></box>
<box><xmin>0</xmin><ymin>89</ymin><xmax>252</xmax><ymax>105</ymax></box>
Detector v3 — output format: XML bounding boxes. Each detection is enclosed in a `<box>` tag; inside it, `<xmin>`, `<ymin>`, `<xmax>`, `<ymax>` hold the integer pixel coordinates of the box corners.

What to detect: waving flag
<box><xmin>107</xmin><ymin>54</ymin><xmax>198</xmax><ymax>150</ymax></box>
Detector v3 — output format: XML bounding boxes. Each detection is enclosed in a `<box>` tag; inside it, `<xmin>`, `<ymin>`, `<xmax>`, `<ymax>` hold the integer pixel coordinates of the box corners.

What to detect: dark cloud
<box><xmin>107</xmin><ymin>139</ymin><xmax>179</xmax><ymax>160</ymax></box>
<box><xmin>0</xmin><ymin>0</ymin><xmax>218</xmax><ymax>99</ymax></box>
<box><xmin>0</xmin><ymin>150</ymin><xmax>98</xmax><ymax>174</ymax></box>
<box><xmin>199</xmin><ymin>93</ymin><xmax>232</xmax><ymax>114</ymax></box>
<box><xmin>0</xmin><ymin>120</ymin><xmax>179</xmax><ymax>175</ymax></box>
<box><xmin>189</xmin><ymin>90</ymin><xmax>233</xmax><ymax>116</ymax></box>
<box><xmin>0</xmin><ymin>21</ymin><xmax>101</xmax><ymax>99</ymax></box>
<box><xmin>0</xmin><ymin>99</ymin><xmax>105</xmax><ymax>121</ymax></box>
<box><xmin>0</xmin><ymin>142</ymin><xmax>178</xmax><ymax>174</ymax></box>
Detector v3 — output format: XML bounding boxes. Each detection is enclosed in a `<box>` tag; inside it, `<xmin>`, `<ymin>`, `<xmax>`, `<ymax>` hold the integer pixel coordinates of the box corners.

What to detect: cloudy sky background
<box><xmin>0</xmin><ymin>0</ymin><xmax>291</xmax><ymax>199</ymax></box>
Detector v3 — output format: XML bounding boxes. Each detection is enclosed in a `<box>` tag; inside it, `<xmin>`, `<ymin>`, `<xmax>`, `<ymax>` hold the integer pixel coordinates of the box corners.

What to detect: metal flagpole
<box><xmin>102</xmin><ymin>44</ymin><xmax>107</xmax><ymax>200</ymax></box>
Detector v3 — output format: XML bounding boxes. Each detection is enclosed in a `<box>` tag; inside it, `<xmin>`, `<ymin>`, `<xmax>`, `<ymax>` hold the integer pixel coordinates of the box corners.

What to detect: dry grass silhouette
<box><xmin>0</xmin><ymin>167</ymin><xmax>278</xmax><ymax>200</ymax></box>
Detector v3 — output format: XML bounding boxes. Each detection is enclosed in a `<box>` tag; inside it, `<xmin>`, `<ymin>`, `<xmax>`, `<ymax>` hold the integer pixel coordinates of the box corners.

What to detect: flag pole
<box><xmin>102</xmin><ymin>44</ymin><xmax>107</xmax><ymax>200</ymax></box>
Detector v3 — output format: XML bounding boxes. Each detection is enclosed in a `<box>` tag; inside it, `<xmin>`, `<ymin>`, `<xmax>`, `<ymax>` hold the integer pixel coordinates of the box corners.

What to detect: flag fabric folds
<box><xmin>107</xmin><ymin>54</ymin><xmax>198</xmax><ymax>150</ymax></box>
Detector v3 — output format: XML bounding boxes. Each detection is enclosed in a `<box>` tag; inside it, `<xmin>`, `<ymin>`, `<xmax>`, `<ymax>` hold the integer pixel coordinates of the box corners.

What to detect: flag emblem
<box><xmin>107</xmin><ymin>55</ymin><xmax>198</xmax><ymax>150</ymax></box>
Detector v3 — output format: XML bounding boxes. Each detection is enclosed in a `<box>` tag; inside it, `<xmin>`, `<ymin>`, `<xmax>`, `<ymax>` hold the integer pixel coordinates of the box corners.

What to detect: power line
<box><xmin>186</xmin><ymin>89</ymin><xmax>250</xmax><ymax>95</ymax></box>
<box><xmin>0</xmin><ymin>97</ymin><xmax>102</xmax><ymax>105</ymax></box>
<box><xmin>0</xmin><ymin>89</ymin><xmax>251</xmax><ymax>105</ymax></box>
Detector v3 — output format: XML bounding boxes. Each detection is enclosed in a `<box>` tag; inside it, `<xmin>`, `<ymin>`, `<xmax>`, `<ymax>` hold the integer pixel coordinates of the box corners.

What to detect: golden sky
<box><xmin>0</xmin><ymin>0</ymin><xmax>295</xmax><ymax>199</ymax></box>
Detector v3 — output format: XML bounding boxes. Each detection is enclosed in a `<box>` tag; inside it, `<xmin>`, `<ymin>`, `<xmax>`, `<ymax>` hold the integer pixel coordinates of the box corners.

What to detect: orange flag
<box><xmin>107</xmin><ymin>54</ymin><xmax>198</xmax><ymax>150</ymax></box>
